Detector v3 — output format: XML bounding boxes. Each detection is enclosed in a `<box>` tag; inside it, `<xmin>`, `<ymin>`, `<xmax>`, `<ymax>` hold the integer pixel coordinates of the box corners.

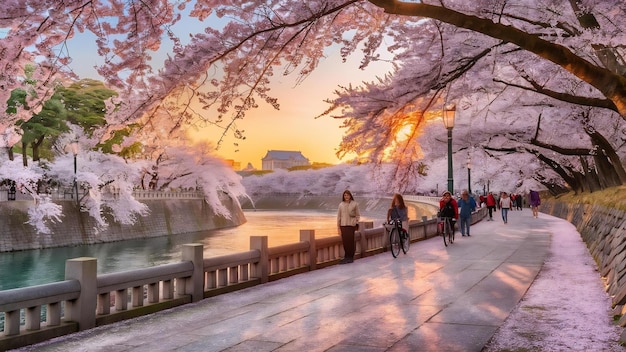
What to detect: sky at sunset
<box><xmin>188</xmin><ymin>50</ymin><xmax>393</xmax><ymax>168</ymax></box>
<box><xmin>66</xmin><ymin>16</ymin><xmax>393</xmax><ymax>169</ymax></box>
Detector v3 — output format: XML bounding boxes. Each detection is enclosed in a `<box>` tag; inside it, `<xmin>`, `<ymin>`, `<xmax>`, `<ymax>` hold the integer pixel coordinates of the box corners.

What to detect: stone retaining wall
<box><xmin>542</xmin><ymin>200</ymin><xmax>626</xmax><ymax>323</ymax></box>
<box><xmin>0</xmin><ymin>196</ymin><xmax>245</xmax><ymax>252</ymax></box>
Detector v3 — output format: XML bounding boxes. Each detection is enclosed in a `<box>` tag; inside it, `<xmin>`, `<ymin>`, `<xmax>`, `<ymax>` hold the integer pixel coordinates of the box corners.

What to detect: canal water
<box><xmin>0</xmin><ymin>208</ymin><xmax>407</xmax><ymax>291</ymax></box>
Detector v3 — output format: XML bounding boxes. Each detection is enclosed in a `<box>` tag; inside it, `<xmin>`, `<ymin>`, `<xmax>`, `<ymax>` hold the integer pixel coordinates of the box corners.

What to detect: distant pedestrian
<box><xmin>529</xmin><ymin>190</ymin><xmax>541</xmax><ymax>218</ymax></box>
<box><xmin>387</xmin><ymin>193</ymin><xmax>409</xmax><ymax>231</ymax></box>
<box><xmin>486</xmin><ymin>192</ymin><xmax>496</xmax><ymax>221</ymax></box>
<box><xmin>515</xmin><ymin>193</ymin><xmax>523</xmax><ymax>210</ymax></box>
<box><xmin>337</xmin><ymin>190</ymin><xmax>360</xmax><ymax>264</ymax></box>
<box><xmin>8</xmin><ymin>181</ymin><xmax>16</xmax><ymax>201</ymax></box>
<box><xmin>457</xmin><ymin>189</ymin><xmax>476</xmax><ymax>236</ymax></box>
<box><xmin>500</xmin><ymin>192</ymin><xmax>511</xmax><ymax>224</ymax></box>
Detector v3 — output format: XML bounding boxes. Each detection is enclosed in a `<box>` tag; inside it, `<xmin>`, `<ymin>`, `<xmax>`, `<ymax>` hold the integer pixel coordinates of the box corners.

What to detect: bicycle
<box><xmin>437</xmin><ymin>216</ymin><xmax>455</xmax><ymax>247</ymax></box>
<box><xmin>387</xmin><ymin>218</ymin><xmax>410</xmax><ymax>258</ymax></box>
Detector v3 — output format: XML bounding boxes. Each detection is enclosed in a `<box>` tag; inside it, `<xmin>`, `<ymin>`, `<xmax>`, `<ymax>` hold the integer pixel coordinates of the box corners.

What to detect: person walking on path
<box><xmin>337</xmin><ymin>190</ymin><xmax>360</xmax><ymax>264</ymax></box>
<box><xmin>387</xmin><ymin>193</ymin><xmax>409</xmax><ymax>231</ymax></box>
<box><xmin>529</xmin><ymin>190</ymin><xmax>541</xmax><ymax>218</ymax></box>
<box><xmin>500</xmin><ymin>191</ymin><xmax>512</xmax><ymax>224</ymax></box>
<box><xmin>457</xmin><ymin>189</ymin><xmax>477</xmax><ymax>236</ymax></box>
<box><xmin>486</xmin><ymin>192</ymin><xmax>497</xmax><ymax>221</ymax></box>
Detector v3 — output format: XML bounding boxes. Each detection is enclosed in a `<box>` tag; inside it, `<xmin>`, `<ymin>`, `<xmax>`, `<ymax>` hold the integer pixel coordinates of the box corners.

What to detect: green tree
<box><xmin>17</xmin><ymin>79</ymin><xmax>119</xmax><ymax>166</ymax></box>
<box><xmin>97</xmin><ymin>124</ymin><xmax>144</xmax><ymax>159</ymax></box>
<box><xmin>4</xmin><ymin>89</ymin><xmax>28</xmax><ymax>161</ymax></box>
<box><xmin>55</xmin><ymin>79</ymin><xmax>116</xmax><ymax>135</ymax></box>
<box><xmin>18</xmin><ymin>95</ymin><xmax>68</xmax><ymax>165</ymax></box>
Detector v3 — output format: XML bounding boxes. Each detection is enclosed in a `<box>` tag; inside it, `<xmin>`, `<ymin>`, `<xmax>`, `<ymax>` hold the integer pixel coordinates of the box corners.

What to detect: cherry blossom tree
<box><xmin>324</xmin><ymin>1</ymin><xmax>626</xmax><ymax>192</ymax></box>
<box><xmin>2</xmin><ymin>0</ymin><xmax>626</xmax><ymax>201</ymax></box>
<box><xmin>0</xmin><ymin>124</ymin><xmax>248</xmax><ymax>234</ymax></box>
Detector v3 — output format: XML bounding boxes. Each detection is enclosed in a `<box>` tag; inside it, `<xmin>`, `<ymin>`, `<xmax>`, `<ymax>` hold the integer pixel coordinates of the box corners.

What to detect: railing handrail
<box><xmin>0</xmin><ymin>189</ymin><xmax>207</xmax><ymax>201</ymax></box>
<box><xmin>203</xmin><ymin>250</ymin><xmax>260</xmax><ymax>270</ymax></box>
<box><xmin>0</xmin><ymin>280</ymin><xmax>80</xmax><ymax>312</ymax></box>
<box><xmin>97</xmin><ymin>262</ymin><xmax>194</xmax><ymax>294</ymax></box>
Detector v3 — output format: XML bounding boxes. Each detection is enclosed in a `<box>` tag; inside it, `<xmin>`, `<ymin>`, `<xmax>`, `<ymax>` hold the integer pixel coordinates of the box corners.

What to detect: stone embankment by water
<box><xmin>0</xmin><ymin>196</ymin><xmax>245</xmax><ymax>252</ymax></box>
<box><xmin>542</xmin><ymin>200</ymin><xmax>626</xmax><ymax>327</ymax></box>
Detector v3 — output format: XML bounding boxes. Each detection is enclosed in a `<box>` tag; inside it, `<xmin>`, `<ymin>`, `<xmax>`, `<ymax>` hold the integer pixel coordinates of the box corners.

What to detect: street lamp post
<box><xmin>443</xmin><ymin>104</ymin><xmax>456</xmax><ymax>194</ymax></box>
<box><xmin>466</xmin><ymin>155</ymin><xmax>472</xmax><ymax>195</ymax></box>
<box><xmin>69</xmin><ymin>141</ymin><xmax>79</xmax><ymax>203</ymax></box>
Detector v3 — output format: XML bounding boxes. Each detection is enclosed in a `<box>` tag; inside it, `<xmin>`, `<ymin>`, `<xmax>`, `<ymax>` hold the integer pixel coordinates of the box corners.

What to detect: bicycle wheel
<box><xmin>401</xmin><ymin>229</ymin><xmax>410</xmax><ymax>254</ymax></box>
<box><xmin>390</xmin><ymin>228</ymin><xmax>401</xmax><ymax>258</ymax></box>
<box><xmin>442</xmin><ymin>220</ymin><xmax>449</xmax><ymax>247</ymax></box>
<box><xmin>448</xmin><ymin>220</ymin><xmax>455</xmax><ymax>244</ymax></box>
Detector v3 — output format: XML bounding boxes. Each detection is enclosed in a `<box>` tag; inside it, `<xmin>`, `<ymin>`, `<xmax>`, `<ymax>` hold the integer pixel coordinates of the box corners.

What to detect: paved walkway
<box><xmin>15</xmin><ymin>209</ymin><xmax>553</xmax><ymax>352</ymax></box>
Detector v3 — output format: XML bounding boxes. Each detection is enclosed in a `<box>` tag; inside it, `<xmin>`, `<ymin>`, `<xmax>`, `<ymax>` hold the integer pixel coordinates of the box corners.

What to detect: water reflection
<box><xmin>0</xmin><ymin>206</ymin><xmax>429</xmax><ymax>291</ymax></box>
<box><xmin>0</xmin><ymin>210</ymin><xmax>370</xmax><ymax>290</ymax></box>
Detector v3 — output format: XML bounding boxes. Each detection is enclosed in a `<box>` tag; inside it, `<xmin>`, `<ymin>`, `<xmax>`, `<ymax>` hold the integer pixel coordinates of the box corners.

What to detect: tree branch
<box><xmin>366</xmin><ymin>0</ymin><xmax>626</xmax><ymax>116</ymax></box>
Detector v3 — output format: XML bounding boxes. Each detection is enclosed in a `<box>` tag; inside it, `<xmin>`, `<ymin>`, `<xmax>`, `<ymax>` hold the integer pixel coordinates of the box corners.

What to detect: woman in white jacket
<box><xmin>337</xmin><ymin>190</ymin><xmax>360</xmax><ymax>264</ymax></box>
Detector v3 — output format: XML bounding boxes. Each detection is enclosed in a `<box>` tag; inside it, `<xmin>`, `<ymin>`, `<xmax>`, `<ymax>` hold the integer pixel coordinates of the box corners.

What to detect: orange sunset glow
<box><xmin>188</xmin><ymin>48</ymin><xmax>394</xmax><ymax>169</ymax></box>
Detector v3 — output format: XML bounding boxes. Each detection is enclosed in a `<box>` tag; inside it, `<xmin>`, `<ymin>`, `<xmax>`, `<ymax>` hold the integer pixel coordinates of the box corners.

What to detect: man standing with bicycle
<box><xmin>439</xmin><ymin>190</ymin><xmax>458</xmax><ymax>234</ymax></box>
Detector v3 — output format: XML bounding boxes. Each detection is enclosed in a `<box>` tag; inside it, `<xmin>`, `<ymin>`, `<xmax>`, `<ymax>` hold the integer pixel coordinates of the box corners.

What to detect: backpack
<box><xmin>439</xmin><ymin>201</ymin><xmax>455</xmax><ymax>218</ymax></box>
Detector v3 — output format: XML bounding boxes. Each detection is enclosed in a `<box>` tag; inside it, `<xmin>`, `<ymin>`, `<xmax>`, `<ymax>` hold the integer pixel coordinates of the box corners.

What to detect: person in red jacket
<box><xmin>439</xmin><ymin>190</ymin><xmax>459</xmax><ymax>233</ymax></box>
<box><xmin>439</xmin><ymin>191</ymin><xmax>459</xmax><ymax>217</ymax></box>
<box><xmin>486</xmin><ymin>192</ymin><xmax>497</xmax><ymax>221</ymax></box>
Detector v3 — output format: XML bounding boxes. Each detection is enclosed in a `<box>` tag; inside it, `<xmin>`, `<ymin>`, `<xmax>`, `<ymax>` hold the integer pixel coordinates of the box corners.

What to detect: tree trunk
<box><xmin>587</xmin><ymin>129</ymin><xmax>626</xmax><ymax>184</ymax></box>
<box><xmin>31</xmin><ymin>136</ymin><xmax>44</xmax><ymax>162</ymax></box>
<box><xmin>21</xmin><ymin>141</ymin><xmax>28</xmax><ymax>167</ymax></box>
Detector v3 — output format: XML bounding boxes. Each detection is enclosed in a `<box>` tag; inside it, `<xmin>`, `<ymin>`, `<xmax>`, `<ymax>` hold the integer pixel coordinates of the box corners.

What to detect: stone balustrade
<box><xmin>0</xmin><ymin>189</ymin><xmax>206</xmax><ymax>202</ymax></box>
<box><xmin>0</xmin><ymin>203</ymin><xmax>486</xmax><ymax>350</ymax></box>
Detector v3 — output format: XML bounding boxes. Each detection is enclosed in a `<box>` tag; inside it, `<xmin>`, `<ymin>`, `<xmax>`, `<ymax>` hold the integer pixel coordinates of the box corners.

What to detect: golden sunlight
<box><xmin>381</xmin><ymin>118</ymin><xmax>422</xmax><ymax>162</ymax></box>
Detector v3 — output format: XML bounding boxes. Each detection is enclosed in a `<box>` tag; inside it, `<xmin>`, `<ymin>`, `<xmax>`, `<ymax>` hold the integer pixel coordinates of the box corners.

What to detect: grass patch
<box><xmin>498</xmin><ymin>347</ymin><xmax>542</xmax><ymax>352</ymax></box>
<box><xmin>521</xmin><ymin>305</ymin><xmax>548</xmax><ymax>311</ymax></box>
<box><xmin>546</xmin><ymin>185</ymin><xmax>626</xmax><ymax>212</ymax></box>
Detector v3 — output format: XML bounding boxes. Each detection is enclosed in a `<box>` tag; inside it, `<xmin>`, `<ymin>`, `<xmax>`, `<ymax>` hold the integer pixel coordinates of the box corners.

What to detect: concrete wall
<box><xmin>0</xmin><ymin>196</ymin><xmax>245</xmax><ymax>252</ymax></box>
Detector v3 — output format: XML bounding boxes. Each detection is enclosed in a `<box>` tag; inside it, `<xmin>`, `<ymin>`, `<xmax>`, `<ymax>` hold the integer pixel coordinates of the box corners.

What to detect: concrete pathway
<box><xmin>14</xmin><ymin>209</ymin><xmax>552</xmax><ymax>352</ymax></box>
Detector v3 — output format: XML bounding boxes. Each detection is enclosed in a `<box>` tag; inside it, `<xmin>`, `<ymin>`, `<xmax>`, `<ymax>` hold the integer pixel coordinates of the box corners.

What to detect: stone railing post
<box><xmin>250</xmin><ymin>236</ymin><xmax>269</xmax><ymax>284</ymax></box>
<box><xmin>300</xmin><ymin>230</ymin><xmax>316</xmax><ymax>270</ymax></box>
<box><xmin>382</xmin><ymin>221</ymin><xmax>390</xmax><ymax>250</ymax></box>
<box><xmin>64</xmin><ymin>257</ymin><xmax>97</xmax><ymax>330</ymax></box>
<box><xmin>357</xmin><ymin>221</ymin><xmax>372</xmax><ymax>257</ymax></box>
<box><xmin>182</xmin><ymin>243</ymin><xmax>204</xmax><ymax>302</ymax></box>
<box><xmin>422</xmin><ymin>216</ymin><xmax>428</xmax><ymax>239</ymax></box>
